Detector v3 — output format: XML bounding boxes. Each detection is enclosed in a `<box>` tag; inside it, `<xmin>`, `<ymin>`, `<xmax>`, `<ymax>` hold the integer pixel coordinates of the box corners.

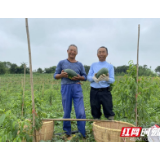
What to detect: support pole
<box><xmin>25</xmin><ymin>18</ymin><xmax>36</xmax><ymax>142</ymax></box>
<box><xmin>135</xmin><ymin>24</ymin><xmax>140</xmax><ymax>126</ymax></box>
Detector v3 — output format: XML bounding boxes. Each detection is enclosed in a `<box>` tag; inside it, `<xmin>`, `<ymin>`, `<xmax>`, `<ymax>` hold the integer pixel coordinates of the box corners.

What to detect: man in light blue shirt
<box><xmin>87</xmin><ymin>46</ymin><xmax>115</xmax><ymax>120</ymax></box>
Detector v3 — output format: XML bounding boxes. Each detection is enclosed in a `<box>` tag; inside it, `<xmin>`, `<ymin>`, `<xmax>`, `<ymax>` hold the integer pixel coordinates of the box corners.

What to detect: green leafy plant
<box><xmin>0</xmin><ymin>64</ymin><xmax>160</xmax><ymax>142</ymax></box>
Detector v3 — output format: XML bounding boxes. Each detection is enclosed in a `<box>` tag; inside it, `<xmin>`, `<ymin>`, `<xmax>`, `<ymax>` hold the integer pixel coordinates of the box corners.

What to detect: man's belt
<box><xmin>91</xmin><ymin>87</ymin><xmax>110</xmax><ymax>91</ymax></box>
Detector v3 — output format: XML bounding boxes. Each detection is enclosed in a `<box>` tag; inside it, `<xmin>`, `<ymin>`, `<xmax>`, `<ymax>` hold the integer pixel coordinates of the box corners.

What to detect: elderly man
<box><xmin>54</xmin><ymin>44</ymin><xmax>87</xmax><ymax>138</ymax></box>
<box><xmin>87</xmin><ymin>46</ymin><xmax>115</xmax><ymax>120</ymax></box>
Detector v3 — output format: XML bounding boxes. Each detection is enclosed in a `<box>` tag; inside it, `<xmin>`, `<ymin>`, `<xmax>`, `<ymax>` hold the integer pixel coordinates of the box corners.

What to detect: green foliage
<box><xmin>0</xmin><ymin>61</ymin><xmax>158</xmax><ymax>77</ymax></box>
<box><xmin>155</xmin><ymin>66</ymin><xmax>160</xmax><ymax>76</ymax></box>
<box><xmin>44</xmin><ymin>66</ymin><xmax>56</xmax><ymax>73</ymax></box>
<box><xmin>37</xmin><ymin>68</ymin><xmax>43</xmax><ymax>73</ymax></box>
<box><xmin>0</xmin><ymin>62</ymin><xmax>6</xmax><ymax>74</ymax></box>
<box><xmin>0</xmin><ymin>110</ymin><xmax>32</xmax><ymax>142</ymax></box>
<box><xmin>0</xmin><ymin>64</ymin><xmax>160</xmax><ymax>142</ymax></box>
<box><xmin>112</xmin><ymin>60</ymin><xmax>160</xmax><ymax>127</ymax></box>
<box><xmin>0</xmin><ymin>62</ymin><xmax>29</xmax><ymax>74</ymax></box>
<box><xmin>115</xmin><ymin>65</ymin><xmax>129</xmax><ymax>75</ymax></box>
<box><xmin>10</xmin><ymin>64</ymin><xmax>18</xmax><ymax>74</ymax></box>
<box><xmin>84</xmin><ymin>65</ymin><xmax>90</xmax><ymax>74</ymax></box>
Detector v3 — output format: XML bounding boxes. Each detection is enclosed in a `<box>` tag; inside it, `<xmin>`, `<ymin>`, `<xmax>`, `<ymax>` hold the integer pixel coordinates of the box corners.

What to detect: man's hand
<box><xmin>71</xmin><ymin>74</ymin><xmax>84</xmax><ymax>81</ymax></box>
<box><xmin>92</xmin><ymin>74</ymin><xmax>101</xmax><ymax>83</ymax></box>
<box><xmin>60</xmin><ymin>70</ymin><xmax>68</xmax><ymax>78</ymax></box>
<box><xmin>92</xmin><ymin>73</ymin><xmax>109</xmax><ymax>83</ymax></box>
<box><xmin>98</xmin><ymin>73</ymin><xmax>109</xmax><ymax>81</ymax></box>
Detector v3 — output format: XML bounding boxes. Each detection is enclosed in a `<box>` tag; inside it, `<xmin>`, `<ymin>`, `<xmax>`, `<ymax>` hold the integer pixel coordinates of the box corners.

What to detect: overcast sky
<box><xmin>0</xmin><ymin>18</ymin><xmax>160</xmax><ymax>71</ymax></box>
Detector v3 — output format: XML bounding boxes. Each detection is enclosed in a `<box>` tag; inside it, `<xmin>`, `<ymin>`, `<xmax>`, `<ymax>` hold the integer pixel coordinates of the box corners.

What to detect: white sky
<box><xmin>0</xmin><ymin>1</ymin><xmax>160</xmax><ymax>72</ymax></box>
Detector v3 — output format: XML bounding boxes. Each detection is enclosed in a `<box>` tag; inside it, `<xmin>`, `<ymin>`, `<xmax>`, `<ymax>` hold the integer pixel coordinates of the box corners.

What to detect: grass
<box><xmin>0</xmin><ymin>74</ymin><xmax>160</xmax><ymax>142</ymax></box>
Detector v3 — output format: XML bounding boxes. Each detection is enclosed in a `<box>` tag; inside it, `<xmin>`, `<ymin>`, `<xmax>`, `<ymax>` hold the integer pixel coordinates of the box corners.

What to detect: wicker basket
<box><xmin>36</xmin><ymin>120</ymin><xmax>54</xmax><ymax>142</ymax></box>
<box><xmin>20</xmin><ymin>120</ymin><xmax>54</xmax><ymax>142</ymax></box>
<box><xmin>93</xmin><ymin>120</ymin><xmax>136</xmax><ymax>142</ymax></box>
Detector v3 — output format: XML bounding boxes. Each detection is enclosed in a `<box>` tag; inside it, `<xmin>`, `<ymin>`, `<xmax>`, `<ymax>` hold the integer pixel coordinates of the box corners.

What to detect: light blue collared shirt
<box><xmin>87</xmin><ymin>61</ymin><xmax>115</xmax><ymax>88</ymax></box>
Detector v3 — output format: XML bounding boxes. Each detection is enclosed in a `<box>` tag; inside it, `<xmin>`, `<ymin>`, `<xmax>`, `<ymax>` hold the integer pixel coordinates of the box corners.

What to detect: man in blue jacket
<box><xmin>87</xmin><ymin>46</ymin><xmax>115</xmax><ymax>120</ymax></box>
<box><xmin>54</xmin><ymin>44</ymin><xmax>87</xmax><ymax>138</ymax></box>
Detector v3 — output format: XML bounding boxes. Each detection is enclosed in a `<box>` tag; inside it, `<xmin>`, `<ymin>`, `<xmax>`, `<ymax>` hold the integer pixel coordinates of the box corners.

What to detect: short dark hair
<box><xmin>68</xmin><ymin>44</ymin><xmax>78</xmax><ymax>52</ymax></box>
<box><xmin>97</xmin><ymin>46</ymin><xmax>108</xmax><ymax>54</ymax></box>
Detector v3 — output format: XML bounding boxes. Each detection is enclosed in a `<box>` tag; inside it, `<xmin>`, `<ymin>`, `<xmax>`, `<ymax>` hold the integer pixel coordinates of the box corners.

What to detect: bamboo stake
<box><xmin>22</xmin><ymin>64</ymin><xmax>26</xmax><ymax>117</ymax></box>
<box><xmin>43</xmin><ymin>118</ymin><xmax>113</xmax><ymax>122</ymax></box>
<box><xmin>135</xmin><ymin>24</ymin><xmax>140</xmax><ymax>126</ymax></box>
<box><xmin>25</xmin><ymin>18</ymin><xmax>36</xmax><ymax>142</ymax></box>
<box><xmin>21</xmin><ymin>79</ymin><xmax>24</xmax><ymax>117</ymax></box>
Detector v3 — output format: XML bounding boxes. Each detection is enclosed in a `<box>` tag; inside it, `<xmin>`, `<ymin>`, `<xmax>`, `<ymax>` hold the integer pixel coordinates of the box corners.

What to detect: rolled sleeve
<box><xmin>108</xmin><ymin>65</ymin><xmax>115</xmax><ymax>84</ymax></box>
<box><xmin>53</xmin><ymin>61</ymin><xmax>62</xmax><ymax>80</ymax></box>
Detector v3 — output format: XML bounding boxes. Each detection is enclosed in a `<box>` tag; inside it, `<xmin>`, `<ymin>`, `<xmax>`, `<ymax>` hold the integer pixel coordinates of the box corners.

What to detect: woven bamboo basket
<box><xmin>35</xmin><ymin>120</ymin><xmax>54</xmax><ymax>142</ymax></box>
<box><xmin>93</xmin><ymin>120</ymin><xmax>136</xmax><ymax>142</ymax></box>
<box><xmin>19</xmin><ymin>120</ymin><xmax>54</xmax><ymax>142</ymax></box>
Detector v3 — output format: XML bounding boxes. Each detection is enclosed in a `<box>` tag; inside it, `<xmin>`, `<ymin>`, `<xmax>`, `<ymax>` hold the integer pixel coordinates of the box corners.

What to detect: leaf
<box><xmin>0</xmin><ymin>114</ymin><xmax>6</xmax><ymax>126</ymax></box>
<box><xmin>3</xmin><ymin>134</ymin><xmax>8</xmax><ymax>142</ymax></box>
<box><xmin>5</xmin><ymin>110</ymin><xmax>11</xmax><ymax>117</ymax></box>
<box><xmin>0</xmin><ymin>109</ymin><xmax>4</xmax><ymax>114</ymax></box>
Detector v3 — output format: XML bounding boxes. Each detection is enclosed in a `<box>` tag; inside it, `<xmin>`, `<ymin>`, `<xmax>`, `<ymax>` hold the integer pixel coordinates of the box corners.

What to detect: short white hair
<box><xmin>68</xmin><ymin>44</ymin><xmax>78</xmax><ymax>53</ymax></box>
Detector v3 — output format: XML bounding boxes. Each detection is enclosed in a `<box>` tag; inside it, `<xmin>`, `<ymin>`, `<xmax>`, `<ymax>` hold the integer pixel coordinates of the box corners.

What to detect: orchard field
<box><xmin>0</xmin><ymin>62</ymin><xmax>160</xmax><ymax>142</ymax></box>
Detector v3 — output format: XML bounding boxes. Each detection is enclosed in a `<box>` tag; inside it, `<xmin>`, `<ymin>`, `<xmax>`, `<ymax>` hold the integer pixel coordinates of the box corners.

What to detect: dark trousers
<box><xmin>90</xmin><ymin>87</ymin><xmax>115</xmax><ymax>119</ymax></box>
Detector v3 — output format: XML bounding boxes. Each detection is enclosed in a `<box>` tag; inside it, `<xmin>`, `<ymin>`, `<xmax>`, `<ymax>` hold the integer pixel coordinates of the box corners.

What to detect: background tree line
<box><xmin>0</xmin><ymin>61</ymin><xmax>159</xmax><ymax>76</ymax></box>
